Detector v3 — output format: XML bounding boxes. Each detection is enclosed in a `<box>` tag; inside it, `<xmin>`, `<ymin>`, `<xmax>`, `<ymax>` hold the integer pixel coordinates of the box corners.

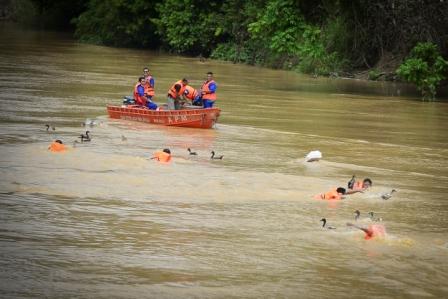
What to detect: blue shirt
<box><xmin>208</xmin><ymin>82</ymin><xmax>217</xmax><ymax>93</ymax></box>
<box><xmin>137</xmin><ymin>84</ymin><xmax>145</xmax><ymax>96</ymax></box>
<box><xmin>147</xmin><ymin>77</ymin><xmax>155</xmax><ymax>87</ymax></box>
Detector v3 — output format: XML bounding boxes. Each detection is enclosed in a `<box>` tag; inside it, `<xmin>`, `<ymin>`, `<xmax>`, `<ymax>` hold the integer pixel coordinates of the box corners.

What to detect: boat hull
<box><xmin>107</xmin><ymin>105</ymin><xmax>221</xmax><ymax>129</ymax></box>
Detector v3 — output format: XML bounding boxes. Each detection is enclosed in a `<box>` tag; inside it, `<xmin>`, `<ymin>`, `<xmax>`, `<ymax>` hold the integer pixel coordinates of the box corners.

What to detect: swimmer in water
<box><xmin>314</xmin><ymin>187</ymin><xmax>346</xmax><ymax>200</ymax></box>
<box><xmin>48</xmin><ymin>140</ymin><xmax>66</xmax><ymax>152</ymax></box>
<box><xmin>345</xmin><ymin>178</ymin><xmax>373</xmax><ymax>195</ymax></box>
<box><xmin>346</xmin><ymin>222</ymin><xmax>386</xmax><ymax>240</ymax></box>
<box><xmin>151</xmin><ymin>148</ymin><xmax>172</xmax><ymax>162</ymax></box>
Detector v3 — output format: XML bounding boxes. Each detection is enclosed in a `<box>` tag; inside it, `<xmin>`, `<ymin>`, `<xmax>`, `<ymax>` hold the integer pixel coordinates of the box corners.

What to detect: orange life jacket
<box><xmin>353</xmin><ymin>181</ymin><xmax>364</xmax><ymax>190</ymax></box>
<box><xmin>144</xmin><ymin>75</ymin><xmax>155</xmax><ymax>97</ymax></box>
<box><xmin>201</xmin><ymin>80</ymin><xmax>216</xmax><ymax>101</ymax></box>
<box><xmin>153</xmin><ymin>151</ymin><xmax>171</xmax><ymax>163</ymax></box>
<box><xmin>183</xmin><ymin>85</ymin><xmax>199</xmax><ymax>101</ymax></box>
<box><xmin>48</xmin><ymin>141</ymin><xmax>66</xmax><ymax>152</ymax></box>
<box><xmin>168</xmin><ymin>80</ymin><xmax>186</xmax><ymax>99</ymax></box>
<box><xmin>314</xmin><ymin>188</ymin><xmax>342</xmax><ymax>200</ymax></box>
<box><xmin>364</xmin><ymin>224</ymin><xmax>386</xmax><ymax>240</ymax></box>
<box><xmin>133</xmin><ymin>83</ymin><xmax>146</xmax><ymax>106</ymax></box>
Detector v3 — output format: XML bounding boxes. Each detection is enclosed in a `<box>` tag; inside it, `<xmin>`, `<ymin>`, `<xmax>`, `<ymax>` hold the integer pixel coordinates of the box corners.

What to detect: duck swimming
<box><xmin>79</xmin><ymin>131</ymin><xmax>91</xmax><ymax>142</ymax></box>
<box><xmin>121</xmin><ymin>135</ymin><xmax>127</xmax><ymax>141</ymax></box>
<box><xmin>45</xmin><ymin>124</ymin><xmax>55</xmax><ymax>131</ymax></box>
<box><xmin>368</xmin><ymin>211</ymin><xmax>382</xmax><ymax>222</ymax></box>
<box><xmin>211</xmin><ymin>151</ymin><xmax>223</xmax><ymax>160</ymax></box>
<box><xmin>354</xmin><ymin>210</ymin><xmax>360</xmax><ymax>221</ymax></box>
<box><xmin>381</xmin><ymin>189</ymin><xmax>396</xmax><ymax>200</ymax></box>
<box><xmin>188</xmin><ymin>148</ymin><xmax>197</xmax><ymax>155</ymax></box>
<box><xmin>320</xmin><ymin>218</ymin><xmax>336</xmax><ymax>230</ymax></box>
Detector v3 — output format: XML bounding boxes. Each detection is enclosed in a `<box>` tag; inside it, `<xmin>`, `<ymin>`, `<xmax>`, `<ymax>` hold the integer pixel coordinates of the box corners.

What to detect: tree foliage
<box><xmin>12</xmin><ymin>0</ymin><xmax>448</xmax><ymax>87</ymax></box>
<box><xmin>73</xmin><ymin>0</ymin><xmax>160</xmax><ymax>47</ymax></box>
<box><xmin>336</xmin><ymin>0</ymin><xmax>448</xmax><ymax>68</ymax></box>
<box><xmin>397</xmin><ymin>43</ymin><xmax>448</xmax><ymax>100</ymax></box>
<box><xmin>152</xmin><ymin>0</ymin><xmax>221</xmax><ymax>54</ymax></box>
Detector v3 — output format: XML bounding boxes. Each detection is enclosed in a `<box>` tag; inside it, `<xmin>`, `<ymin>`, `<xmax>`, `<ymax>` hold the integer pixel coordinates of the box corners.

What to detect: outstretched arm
<box><xmin>345</xmin><ymin>189</ymin><xmax>364</xmax><ymax>195</ymax></box>
<box><xmin>346</xmin><ymin>222</ymin><xmax>370</xmax><ymax>234</ymax></box>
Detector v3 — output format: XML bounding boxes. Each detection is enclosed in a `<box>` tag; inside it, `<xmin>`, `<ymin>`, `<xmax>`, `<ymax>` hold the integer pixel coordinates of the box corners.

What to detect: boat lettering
<box><xmin>168</xmin><ymin>115</ymin><xmax>188</xmax><ymax>123</ymax></box>
<box><xmin>120</xmin><ymin>115</ymin><xmax>150</xmax><ymax>122</ymax></box>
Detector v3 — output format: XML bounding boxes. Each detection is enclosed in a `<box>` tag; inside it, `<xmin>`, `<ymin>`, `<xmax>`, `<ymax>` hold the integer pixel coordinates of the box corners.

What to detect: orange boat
<box><xmin>107</xmin><ymin>105</ymin><xmax>221</xmax><ymax>129</ymax></box>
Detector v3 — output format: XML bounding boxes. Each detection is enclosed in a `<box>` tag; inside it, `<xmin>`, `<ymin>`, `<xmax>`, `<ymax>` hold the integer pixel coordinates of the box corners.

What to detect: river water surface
<box><xmin>1</xmin><ymin>24</ymin><xmax>448</xmax><ymax>298</ymax></box>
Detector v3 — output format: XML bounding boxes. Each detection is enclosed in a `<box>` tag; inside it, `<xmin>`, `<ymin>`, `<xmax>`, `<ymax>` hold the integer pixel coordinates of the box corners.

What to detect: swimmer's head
<box><xmin>55</xmin><ymin>140</ymin><xmax>63</xmax><ymax>144</ymax></box>
<box><xmin>336</xmin><ymin>187</ymin><xmax>346</xmax><ymax>194</ymax></box>
<box><xmin>163</xmin><ymin>148</ymin><xmax>171</xmax><ymax>154</ymax></box>
<box><xmin>363</xmin><ymin>178</ymin><xmax>372</xmax><ymax>188</ymax></box>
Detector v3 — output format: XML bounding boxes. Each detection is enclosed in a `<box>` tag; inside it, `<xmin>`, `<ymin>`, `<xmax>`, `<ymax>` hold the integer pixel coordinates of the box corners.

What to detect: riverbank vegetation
<box><xmin>3</xmin><ymin>0</ymin><xmax>448</xmax><ymax>99</ymax></box>
<box><xmin>397</xmin><ymin>43</ymin><xmax>448</xmax><ymax>100</ymax></box>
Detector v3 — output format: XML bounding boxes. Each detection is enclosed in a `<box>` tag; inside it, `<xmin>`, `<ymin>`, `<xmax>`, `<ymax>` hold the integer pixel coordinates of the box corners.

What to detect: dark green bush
<box><xmin>397</xmin><ymin>43</ymin><xmax>448</xmax><ymax>100</ymax></box>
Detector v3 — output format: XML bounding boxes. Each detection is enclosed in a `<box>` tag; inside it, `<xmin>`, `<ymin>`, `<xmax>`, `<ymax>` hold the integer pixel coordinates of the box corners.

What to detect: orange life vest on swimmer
<box><xmin>144</xmin><ymin>75</ymin><xmax>155</xmax><ymax>97</ymax></box>
<box><xmin>352</xmin><ymin>181</ymin><xmax>364</xmax><ymax>190</ymax></box>
<box><xmin>364</xmin><ymin>224</ymin><xmax>386</xmax><ymax>240</ymax></box>
<box><xmin>168</xmin><ymin>80</ymin><xmax>186</xmax><ymax>99</ymax></box>
<box><xmin>314</xmin><ymin>188</ymin><xmax>342</xmax><ymax>200</ymax></box>
<box><xmin>153</xmin><ymin>151</ymin><xmax>171</xmax><ymax>163</ymax></box>
<box><xmin>133</xmin><ymin>82</ymin><xmax>146</xmax><ymax>106</ymax></box>
<box><xmin>201</xmin><ymin>80</ymin><xmax>216</xmax><ymax>101</ymax></box>
<box><xmin>183</xmin><ymin>85</ymin><xmax>199</xmax><ymax>101</ymax></box>
<box><xmin>48</xmin><ymin>141</ymin><xmax>66</xmax><ymax>152</ymax></box>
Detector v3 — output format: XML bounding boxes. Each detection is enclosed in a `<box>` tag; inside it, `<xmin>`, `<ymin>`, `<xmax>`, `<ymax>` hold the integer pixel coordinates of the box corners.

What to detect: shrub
<box><xmin>397</xmin><ymin>42</ymin><xmax>448</xmax><ymax>100</ymax></box>
<box><xmin>368</xmin><ymin>69</ymin><xmax>381</xmax><ymax>80</ymax></box>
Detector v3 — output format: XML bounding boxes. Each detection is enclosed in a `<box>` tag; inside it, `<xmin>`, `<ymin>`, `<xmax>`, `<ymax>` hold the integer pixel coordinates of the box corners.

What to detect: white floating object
<box><xmin>82</xmin><ymin>118</ymin><xmax>101</xmax><ymax>127</ymax></box>
<box><xmin>305</xmin><ymin>150</ymin><xmax>322</xmax><ymax>162</ymax></box>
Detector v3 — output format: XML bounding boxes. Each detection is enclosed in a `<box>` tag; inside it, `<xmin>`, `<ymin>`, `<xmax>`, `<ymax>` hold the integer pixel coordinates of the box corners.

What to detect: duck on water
<box><xmin>320</xmin><ymin>218</ymin><xmax>336</xmax><ymax>230</ymax></box>
<box><xmin>79</xmin><ymin>131</ymin><xmax>91</xmax><ymax>142</ymax></box>
<box><xmin>211</xmin><ymin>151</ymin><xmax>223</xmax><ymax>160</ymax></box>
<box><xmin>188</xmin><ymin>148</ymin><xmax>197</xmax><ymax>155</ymax></box>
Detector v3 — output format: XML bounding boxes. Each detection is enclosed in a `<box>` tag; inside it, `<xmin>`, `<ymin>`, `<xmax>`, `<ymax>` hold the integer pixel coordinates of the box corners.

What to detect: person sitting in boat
<box><xmin>167</xmin><ymin>78</ymin><xmax>188</xmax><ymax>110</ymax></box>
<box><xmin>183</xmin><ymin>85</ymin><xmax>202</xmax><ymax>106</ymax></box>
<box><xmin>134</xmin><ymin>77</ymin><xmax>158</xmax><ymax>110</ymax></box>
<box><xmin>143</xmin><ymin>67</ymin><xmax>155</xmax><ymax>101</ymax></box>
<box><xmin>313</xmin><ymin>187</ymin><xmax>346</xmax><ymax>200</ymax></box>
<box><xmin>200</xmin><ymin>71</ymin><xmax>217</xmax><ymax>108</ymax></box>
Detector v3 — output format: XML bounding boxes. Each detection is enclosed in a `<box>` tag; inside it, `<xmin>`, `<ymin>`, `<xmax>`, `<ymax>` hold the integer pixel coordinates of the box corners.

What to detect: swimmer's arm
<box><xmin>345</xmin><ymin>189</ymin><xmax>364</xmax><ymax>195</ymax></box>
<box><xmin>346</xmin><ymin>223</ymin><xmax>369</xmax><ymax>234</ymax></box>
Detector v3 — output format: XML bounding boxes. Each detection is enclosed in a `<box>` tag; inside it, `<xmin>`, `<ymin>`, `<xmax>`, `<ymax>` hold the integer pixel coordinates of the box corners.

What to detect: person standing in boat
<box><xmin>167</xmin><ymin>78</ymin><xmax>188</xmax><ymax>110</ymax></box>
<box><xmin>143</xmin><ymin>67</ymin><xmax>155</xmax><ymax>101</ymax></box>
<box><xmin>183</xmin><ymin>85</ymin><xmax>202</xmax><ymax>106</ymax></box>
<box><xmin>201</xmin><ymin>71</ymin><xmax>217</xmax><ymax>108</ymax></box>
<box><xmin>134</xmin><ymin>77</ymin><xmax>158</xmax><ymax>110</ymax></box>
